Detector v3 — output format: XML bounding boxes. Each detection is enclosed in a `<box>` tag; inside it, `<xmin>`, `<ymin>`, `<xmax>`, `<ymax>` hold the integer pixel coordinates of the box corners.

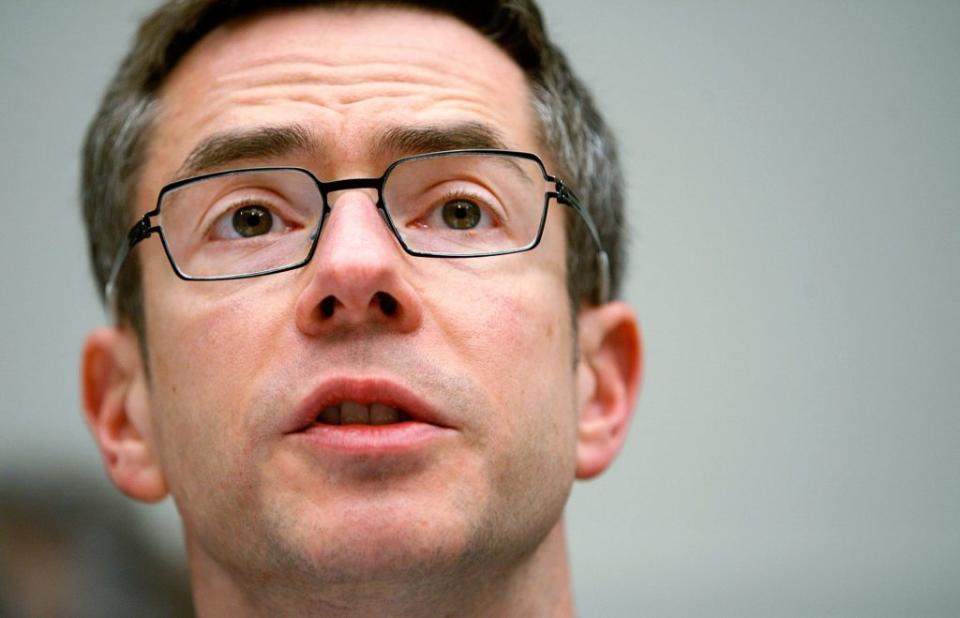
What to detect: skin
<box><xmin>82</xmin><ymin>7</ymin><xmax>642</xmax><ymax>617</ymax></box>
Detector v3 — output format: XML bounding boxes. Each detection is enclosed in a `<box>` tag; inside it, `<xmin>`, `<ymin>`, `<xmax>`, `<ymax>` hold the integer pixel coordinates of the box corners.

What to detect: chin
<box><xmin>268</xmin><ymin>502</ymin><xmax>484</xmax><ymax>585</ymax></box>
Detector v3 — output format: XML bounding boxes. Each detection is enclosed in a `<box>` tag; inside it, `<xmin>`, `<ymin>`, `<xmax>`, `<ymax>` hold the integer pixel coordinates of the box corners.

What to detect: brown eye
<box><xmin>232</xmin><ymin>206</ymin><xmax>273</xmax><ymax>237</ymax></box>
<box><xmin>441</xmin><ymin>200</ymin><xmax>482</xmax><ymax>230</ymax></box>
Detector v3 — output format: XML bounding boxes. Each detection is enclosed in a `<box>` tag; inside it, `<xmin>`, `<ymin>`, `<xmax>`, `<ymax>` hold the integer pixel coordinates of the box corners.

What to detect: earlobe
<box><xmin>81</xmin><ymin>327</ymin><xmax>168</xmax><ymax>502</ymax></box>
<box><xmin>574</xmin><ymin>302</ymin><xmax>643</xmax><ymax>479</ymax></box>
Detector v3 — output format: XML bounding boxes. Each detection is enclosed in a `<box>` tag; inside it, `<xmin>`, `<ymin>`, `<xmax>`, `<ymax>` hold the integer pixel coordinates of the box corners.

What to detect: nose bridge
<box><xmin>318</xmin><ymin>185</ymin><xmax>393</xmax><ymax>252</ymax></box>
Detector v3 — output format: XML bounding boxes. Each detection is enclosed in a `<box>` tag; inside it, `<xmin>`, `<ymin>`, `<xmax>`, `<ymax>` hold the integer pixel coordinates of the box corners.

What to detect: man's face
<box><xmin>133</xmin><ymin>7</ymin><xmax>579</xmax><ymax>583</ymax></box>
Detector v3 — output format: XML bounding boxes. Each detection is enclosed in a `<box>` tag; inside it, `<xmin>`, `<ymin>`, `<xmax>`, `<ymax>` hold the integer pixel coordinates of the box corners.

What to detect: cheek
<box><xmin>145</xmin><ymin>267</ymin><xmax>292</xmax><ymax>375</ymax></box>
<box><xmin>467</xmin><ymin>287</ymin><xmax>579</xmax><ymax>535</ymax></box>
<box><xmin>426</xmin><ymin>258</ymin><xmax>578</xmax><ymax>457</ymax></box>
<box><xmin>142</xmin><ymin>277</ymin><xmax>292</xmax><ymax>496</ymax></box>
<box><xmin>149</xmin><ymin>294</ymin><xmax>273</xmax><ymax>397</ymax></box>
<box><xmin>426</xmin><ymin>269</ymin><xmax>567</xmax><ymax>388</ymax></box>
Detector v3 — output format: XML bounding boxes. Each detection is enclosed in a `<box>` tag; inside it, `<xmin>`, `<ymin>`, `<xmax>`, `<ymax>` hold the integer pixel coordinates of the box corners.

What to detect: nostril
<box><xmin>314</xmin><ymin>293</ymin><xmax>400</xmax><ymax>322</ymax></box>
<box><xmin>374</xmin><ymin>292</ymin><xmax>398</xmax><ymax>316</ymax></box>
<box><xmin>320</xmin><ymin>295</ymin><xmax>337</xmax><ymax>318</ymax></box>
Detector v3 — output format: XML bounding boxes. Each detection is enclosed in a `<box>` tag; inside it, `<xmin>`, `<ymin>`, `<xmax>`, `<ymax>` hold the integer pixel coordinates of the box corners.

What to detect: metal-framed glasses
<box><xmin>106</xmin><ymin>149</ymin><xmax>610</xmax><ymax>303</ymax></box>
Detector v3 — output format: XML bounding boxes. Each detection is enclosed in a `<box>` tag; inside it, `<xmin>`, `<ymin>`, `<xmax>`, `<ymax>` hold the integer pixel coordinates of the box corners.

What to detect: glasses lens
<box><xmin>158</xmin><ymin>169</ymin><xmax>321</xmax><ymax>278</ymax></box>
<box><xmin>382</xmin><ymin>153</ymin><xmax>548</xmax><ymax>255</ymax></box>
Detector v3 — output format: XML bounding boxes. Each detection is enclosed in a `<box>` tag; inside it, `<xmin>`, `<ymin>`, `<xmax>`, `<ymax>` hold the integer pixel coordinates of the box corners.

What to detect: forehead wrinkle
<box><xmin>223</xmin><ymin>87</ymin><xmax>496</xmax><ymax>120</ymax></box>
<box><xmin>198</xmin><ymin>39</ymin><xmax>516</xmax><ymax>109</ymax></box>
<box><xmin>214</xmin><ymin>69</ymin><xmax>506</xmax><ymax>118</ymax></box>
<box><xmin>212</xmin><ymin>54</ymin><xmax>496</xmax><ymax>90</ymax></box>
<box><xmin>200</xmin><ymin>12</ymin><xmax>514</xmax><ymax>84</ymax></box>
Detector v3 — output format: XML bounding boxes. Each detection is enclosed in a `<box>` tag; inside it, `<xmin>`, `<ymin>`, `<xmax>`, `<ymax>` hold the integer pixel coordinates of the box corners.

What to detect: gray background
<box><xmin>2</xmin><ymin>0</ymin><xmax>958</xmax><ymax>616</ymax></box>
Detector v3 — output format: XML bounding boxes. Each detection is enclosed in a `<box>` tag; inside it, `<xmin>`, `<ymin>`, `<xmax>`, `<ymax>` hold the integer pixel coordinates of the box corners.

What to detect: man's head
<box><xmin>81</xmin><ymin>1</ymin><xmax>641</xmax><ymax>614</ymax></box>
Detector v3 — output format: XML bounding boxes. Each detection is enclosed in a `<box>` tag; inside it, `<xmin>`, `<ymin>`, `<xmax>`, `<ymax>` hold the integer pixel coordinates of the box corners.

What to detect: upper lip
<box><xmin>286</xmin><ymin>376</ymin><xmax>452</xmax><ymax>434</ymax></box>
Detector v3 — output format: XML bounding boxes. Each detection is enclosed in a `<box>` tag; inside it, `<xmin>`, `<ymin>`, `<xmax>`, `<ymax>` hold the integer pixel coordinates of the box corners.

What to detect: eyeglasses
<box><xmin>106</xmin><ymin>149</ymin><xmax>610</xmax><ymax>303</ymax></box>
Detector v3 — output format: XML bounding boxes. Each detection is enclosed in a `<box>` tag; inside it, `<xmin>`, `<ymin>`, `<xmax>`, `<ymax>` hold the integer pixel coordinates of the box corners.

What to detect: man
<box><xmin>80</xmin><ymin>1</ymin><xmax>642</xmax><ymax>615</ymax></box>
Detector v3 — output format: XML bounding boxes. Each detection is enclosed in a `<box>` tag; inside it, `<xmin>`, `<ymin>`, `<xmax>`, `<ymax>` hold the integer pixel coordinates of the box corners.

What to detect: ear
<box><xmin>574</xmin><ymin>301</ymin><xmax>643</xmax><ymax>479</ymax></box>
<box><xmin>81</xmin><ymin>327</ymin><xmax>168</xmax><ymax>502</ymax></box>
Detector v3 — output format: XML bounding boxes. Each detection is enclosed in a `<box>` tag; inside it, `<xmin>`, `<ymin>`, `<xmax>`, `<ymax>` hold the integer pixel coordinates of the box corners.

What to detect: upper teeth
<box><xmin>318</xmin><ymin>401</ymin><xmax>403</xmax><ymax>425</ymax></box>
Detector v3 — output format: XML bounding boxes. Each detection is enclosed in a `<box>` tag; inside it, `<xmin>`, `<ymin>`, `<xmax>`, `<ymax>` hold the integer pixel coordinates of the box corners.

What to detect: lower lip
<box><xmin>293</xmin><ymin>421</ymin><xmax>454</xmax><ymax>456</ymax></box>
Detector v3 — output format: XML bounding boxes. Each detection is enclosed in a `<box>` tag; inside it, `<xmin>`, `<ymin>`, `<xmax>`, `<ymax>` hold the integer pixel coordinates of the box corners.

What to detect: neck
<box><xmin>186</xmin><ymin>518</ymin><xmax>576</xmax><ymax>618</ymax></box>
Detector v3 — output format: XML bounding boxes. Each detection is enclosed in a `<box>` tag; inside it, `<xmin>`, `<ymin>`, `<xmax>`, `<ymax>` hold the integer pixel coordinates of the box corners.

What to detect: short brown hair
<box><xmin>82</xmin><ymin>0</ymin><xmax>626</xmax><ymax>337</ymax></box>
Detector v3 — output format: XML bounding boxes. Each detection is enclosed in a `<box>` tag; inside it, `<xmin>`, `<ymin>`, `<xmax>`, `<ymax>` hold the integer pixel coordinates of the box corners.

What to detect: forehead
<box><xmin>143</xmin><ymin>5</ymin><xmax>541</xmax><ymax>189</ymax></box>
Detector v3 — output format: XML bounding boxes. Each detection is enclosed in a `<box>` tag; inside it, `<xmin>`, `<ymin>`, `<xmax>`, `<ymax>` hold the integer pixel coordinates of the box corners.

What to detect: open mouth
<box><xmin>315</xmin><ymin>401</ymin><xmax>414</xmax><ymax>426</ymax></box>
<box><xmin>290</xmin><ymin>381</ymin><xmax>452</xmax><ymax>453</ymax></box>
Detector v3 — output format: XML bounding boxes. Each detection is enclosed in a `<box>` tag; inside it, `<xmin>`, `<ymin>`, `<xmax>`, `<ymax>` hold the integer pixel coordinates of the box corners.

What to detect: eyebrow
<box><xmin>176</xmin><ymin>124</ymin><xmax>317</xmax><ymax>178</ymax></box>
<box><xmin>175</xmin><ymin>121</ymin><xmax>511</xmax><ymax>179</ymax></box>
<box><xmin>377</xmin><ymin>122</ymin><xmax>509</xmax><ymax>158</ymax></box>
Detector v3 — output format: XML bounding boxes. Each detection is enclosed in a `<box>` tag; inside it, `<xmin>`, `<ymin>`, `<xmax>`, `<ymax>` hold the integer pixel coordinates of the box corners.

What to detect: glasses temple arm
<box><xmin>554</xmin><ymin>179</ymin><xmax>611</xmax><ymax>304</ymax></box>
<box><xmin>104</xmin><ymin>215</ymin><xmax>156</xmax><ymax>310</ymax></box>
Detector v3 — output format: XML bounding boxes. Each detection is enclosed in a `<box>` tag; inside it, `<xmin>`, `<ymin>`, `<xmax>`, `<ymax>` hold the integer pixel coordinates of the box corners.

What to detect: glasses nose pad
<box><xmin>376</xmin><ymin>206</ymin><xmax>391</xmax><ymax>229</ymax></box>
<box><xmin>366</xmin><ymin>202</ymin><xmax>399</xmax><ymax>241</ymax></box>
<box><xmin>375</xmin><ymin>206</ymin><xmax>408</xmax><ymax>249</ymax></box>
<box><xmin>309</xmin><ymin>203</ymin><xmax>332</xmax><ymax>242</ymax></box>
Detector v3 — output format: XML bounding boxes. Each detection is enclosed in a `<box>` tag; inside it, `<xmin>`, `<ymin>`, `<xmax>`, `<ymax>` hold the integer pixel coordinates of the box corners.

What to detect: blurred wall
<box><xmin>2</xmin><ymin>1</ymin><xmax>958</xmax><ymax>616</ymax></box>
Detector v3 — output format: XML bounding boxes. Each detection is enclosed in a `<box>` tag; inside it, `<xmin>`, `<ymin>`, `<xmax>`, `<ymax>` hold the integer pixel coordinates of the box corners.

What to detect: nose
<box><xmin>294</xmin><ymin>189</ymin><xmax>422</xmax><ymax>336</ymax></box>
